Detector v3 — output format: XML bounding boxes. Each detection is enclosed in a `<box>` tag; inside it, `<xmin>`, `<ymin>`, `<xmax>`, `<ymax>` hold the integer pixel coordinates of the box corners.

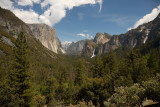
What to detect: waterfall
<box><xmin>91</xmin><ymin>49</ymin><xmax>96</xmax><ymax>58</ymax></box>
<box><xmin>143</xmin><ymin>36</ymin><xmax>148</xmax><ymax>44</ymax></box>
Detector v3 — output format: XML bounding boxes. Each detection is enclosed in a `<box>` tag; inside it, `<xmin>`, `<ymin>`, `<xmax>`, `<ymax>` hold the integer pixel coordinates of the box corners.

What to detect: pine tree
<box><xmin>126</xmin><ymin>49</ymin><xmax>139</xmax><ymax>83</ymax></box>
<box><xmin>92</xmin><ymin>56</ymin><xmax>104</xmax><ymax>78</ymax></box>
<box><xmin>45</xmin><ymin>77</ymin><xmax>57</xmax><ymax>106</ymax></box>
<box><xmin>74</xmin><ymin>59</ymin><xmax>86</xmax><ymax>86</ymax></box>
<box><xmin>103</xmin><ymin>50</ymin><xmax>118</xmax><ymax>77</ymax></box>
<box><xmin>126</xmin><ymin>49</ymin><xmax>150</xmax><ymax>83</ymax></box>
<box><xmin>8</xmin><ymin>32</ymin><xmax>32</xmax><ymax>107</ymax></box>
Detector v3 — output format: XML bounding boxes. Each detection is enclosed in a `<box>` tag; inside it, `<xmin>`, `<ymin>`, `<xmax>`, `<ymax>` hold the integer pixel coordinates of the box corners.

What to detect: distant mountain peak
<box><xmin>93</xmin><ymin>33</ymin><xmax>111</xmax><ymax>44</ymax></box>
<box><xmin>61</xmin><ymin>41</ymin><xmax>73</xmax><ymax>50</ymax></box>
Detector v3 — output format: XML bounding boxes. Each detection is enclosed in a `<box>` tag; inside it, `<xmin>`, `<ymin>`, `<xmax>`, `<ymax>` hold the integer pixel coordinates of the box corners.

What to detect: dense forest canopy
<box><xmin>0</xmin><ymin>32</ymin><xmax>160</xmax><ymax>106</ymax></box>
<box><xmin>0</xmin><ymin>6</ymin><xmax>160</xmax><ymax>107</ymax></box>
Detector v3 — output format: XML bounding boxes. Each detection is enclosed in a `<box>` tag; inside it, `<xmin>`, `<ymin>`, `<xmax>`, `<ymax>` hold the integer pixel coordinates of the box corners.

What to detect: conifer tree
<box><xmin>45</xmin><ymin>77</ymin><xmax>57</xmax><ymax>106</ymax></box>
<box><xmin>74</xmin><ymin>59</ymin><xmax>86</xmax><ymax>86</ymax></box>
<box><xmin>92</xmin><ymin>56</ymin><xmax>104</xmax><ymax>78</ymax></box>
<box><xmin>8</xmin><ymin>32</ymin><xmax>32</xmax><ymax>107</ymax></box>
<box><xmin>103</xmin><ymin>50</ymin><xmax>118</xmax><ymax>77</ymax></box>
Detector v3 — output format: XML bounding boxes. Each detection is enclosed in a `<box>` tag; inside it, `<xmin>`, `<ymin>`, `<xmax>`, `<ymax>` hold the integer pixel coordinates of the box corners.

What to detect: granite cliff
<box><xmin>65</xmin><ymin>13</ymin><xmax>160</xmax><ymax>57</ymax></box>
<box><xmin>28</xmin><ymin>24</ymin><xmax>65</xmax><ymax>54</ymax></box>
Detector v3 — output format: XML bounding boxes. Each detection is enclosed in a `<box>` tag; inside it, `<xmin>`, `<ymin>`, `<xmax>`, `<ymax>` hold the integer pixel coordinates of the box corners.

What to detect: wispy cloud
<box><xmin>94</xmin><ymin>14</ymin><xmax>139</xmax><ymax>27</ymax></box>
<box><xmin>16</xmin><ymin>0</ymin><xmax>41</xmax><ymax>6</ymax></box>
<box><xmin>77</xmin><ymin>33</ymin><xmax>93</xmax><ymax>39</ymax></box>
<box><xmin>97</xmin><ymin>0</ymin><xmax>103</xmax><ymax>12</ymax></box>
<box><xmin>128</xmin><ymin>5</ymin><xmax>160</xmax><ymax>30</ymax></box>
<box><xmin>77</xmin><ymin>33</ymin><xmax>86</xmax><ymax>37</ymax></box>
<box><xmin>78</xmin><ymin>13</ymin><xmax>84</xmax><ymax>20</ymax></box>
<box><xmin>0</xmin><ymin>0</ymin><xmax>103</xmax><ymax>27</ymax></box>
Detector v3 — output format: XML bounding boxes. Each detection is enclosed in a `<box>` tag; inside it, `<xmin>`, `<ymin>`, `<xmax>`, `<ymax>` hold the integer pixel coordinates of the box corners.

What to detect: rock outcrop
<box><xmin>0</xmin><ymin>7</ymin><xmax>65</xmax><ymax>54</ymax></box>
<box><xmin>61</xmin><ymin>41</ymin><xmax>73</xmax><ymax>50</ymax></box>
<box><xmin>0</xmin><ymin>7</ymin><xmax>58</xmax><ymax>59</ymax></box>
<box><xmin>66</xmin><ymin>13</ymin><xmax>160</xmax><ymax>56</ymax></box>
<box><xmin>66</xmin><ymin>40</ymin><xmax>87</xmax><ymax>55</ymax></box>
<box><xmin>94</xmin><ymin>13</ymin><xmax>160</xmax><ymax>55</ymax></box>
<box><xmin>82</xmin><ymin>40</ymin><xmax>97</xmax><ymax>57</ymax></box>
<box><xmin>93</xmin><ymin>33</ymin><xmax>111</xmax><ymax>44</ymax></box>
<box><xmin>28</xmin><ymin>24</ymin><xmax>65</xmax><ymax>54</ymax></box>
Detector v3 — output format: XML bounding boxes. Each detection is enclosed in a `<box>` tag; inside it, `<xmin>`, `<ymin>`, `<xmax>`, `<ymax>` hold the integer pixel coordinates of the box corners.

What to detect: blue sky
<box><xmin>0</xmin><ymin>0</ymin><xmax>160</xmax><ymax>42</ymax></box>
<box><xmin>55</xmin><ymin>0</ymin><xmax>160</xmax><ymax>42</ymax></box>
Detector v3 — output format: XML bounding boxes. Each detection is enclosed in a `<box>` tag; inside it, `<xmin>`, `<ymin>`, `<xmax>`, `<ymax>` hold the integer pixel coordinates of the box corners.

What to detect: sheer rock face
<box><xmin>82</xmin><ymin>40</ymin><xmax>97</xmax><ymax>57</ymax></box>
<box><xmin>67</xmin><ymin>14</ymin><xmax>160</xmax><ymax>56</ymax></box>
<box><xmin>93</xmin><ymin>33</ymin><xmax>111</xmax><ymax>44</ymax></box>
<box><xmin>95</xmin><ymin>14</ymin><xmax>160</xmax><ymax>55</ymax></box>
<box><xmin>28</xmin><ymin>24</ymin><xmax>65</xmax><ymax>54</ymax></box>
<box><xmin>66</xmin><ymin>40</ymin><xmax>87</xmax><ymax>55</ymax></box>
<box><xmin>66</xmin><ymin>33</ymin><xmax>112</xmax><ymax>56</ymax></box>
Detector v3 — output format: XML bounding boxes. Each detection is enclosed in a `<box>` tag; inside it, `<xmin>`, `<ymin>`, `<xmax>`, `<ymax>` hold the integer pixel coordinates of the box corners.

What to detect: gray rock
<box><xmin>28</xmin><ymin>24</ymin><xmax>65</xmax><ymax>54</ymax></box>
<box><xmin>66</xmin><ymin>40</ymin><xmax>87</xmax><ymax>55</ymax></box>
<box><xmin>93</xmin><ymin>33</ymin><xmax>111</xmax><ymax>44</ymax></box>
<box><xmin>1</xmin><ymin>36</ymin><xmax>14</xmax><ymax>47</ymax></box>
<box><xmin>0</xmin><ymin>49</ymin><xmax>6</xmax><ymax>56</ymax></box>
<box><xmin>61</xmin><ymin>41</ymin><xmax>73</xmax><ymax>50</ymax></box>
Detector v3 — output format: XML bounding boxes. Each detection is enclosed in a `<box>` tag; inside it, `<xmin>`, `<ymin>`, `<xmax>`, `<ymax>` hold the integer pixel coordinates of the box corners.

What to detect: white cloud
<box><xmin>0</xmin><ymin>0</ymin><xmax>103</xmax><ymax>27</ymax></box>
<box><xmin>91</xmin><ymin>35</ymin><xmax>94</xmax><ymax>39</ymax></box>
<box><xmin>97</xmin><ymin>0</ymin><xmax>103</xmax><ymax>12</ymax></box>
<box><xmin>128</xmin><ymin>5</ymin><xmax>160</xmax><ymax>30</ymax></box>
<box><xmin>13</xmin><ymin>9</ymin><xmax>40</xmax><ymax>24</ymax></box>
<box><xmin>86</xmin><ymin>34</ymin><xmax>90</xmax><ymax>38</ymax></box>
<box><xmin>0</xmin><ymin>0</ymin><xmax>13</xmax><ymax>10</ymax></box>
<box><xmin>77</xmin><ymin>33</ymin><xmax>85</xmax><ymax>37</ymax></box>
<box><xmin>16</xmin><ymin>0</ymin><xmax>33</xmax><ymax>6</ymax></box>
<box><xmin>40</xmin><ymin>0</ymin><xmax>103</xmax><ymax>26</ymax></box>
<box><xmin>16</xmin><ymin>0</ymin><xmax>41</xmax><ymax>6</ymax></box>
<box><xmin>77</xmin><ymin>33</ymin><xmax>93</xmax><ymax>39</ymax></box>
<box><xmin>32</xmin><ymin>0</ymin><xmax>41</xmax><ymax>4</ymax></box>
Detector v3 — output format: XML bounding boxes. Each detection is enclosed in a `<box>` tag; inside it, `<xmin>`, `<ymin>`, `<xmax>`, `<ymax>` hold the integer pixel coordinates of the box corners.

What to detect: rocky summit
<box><xmin>28</xmin><ymin>24</ymin><xmax>65</xmax><ymax>54</ymax></box>
<box><xmin>65</xmin><ymin>13</ymin><xmax>160</xmax><ymax>57</ymax></box>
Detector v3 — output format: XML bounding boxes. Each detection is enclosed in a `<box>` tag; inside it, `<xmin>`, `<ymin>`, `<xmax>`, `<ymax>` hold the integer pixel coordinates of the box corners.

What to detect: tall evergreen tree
<box><xmin>74</xmin><ymin>59</ymin><xmax>86</xmax><ymax>86</ymax></box>
<box><xmin>8</xmin><ymin>32</ymin><xmax>33</xmax><ymax>107</ymax></box>
<box><xmin>45</xmin><ymin>77</ymin><xmax>57</xmax><ymax>106</ymax></box>
<box><xmin>103</xmin><ymin>50</ymin><xmax>118</xmax><ymax>76</ymax></box>
<box><xmin>92</xmin><ymin>56</ymin><xmax>104</xmax><ymax>78</ymax></box>
<box><xmin>126</xmin><ymin>49</ymin><xmax>150</xmax><ymax>83</ymax></box>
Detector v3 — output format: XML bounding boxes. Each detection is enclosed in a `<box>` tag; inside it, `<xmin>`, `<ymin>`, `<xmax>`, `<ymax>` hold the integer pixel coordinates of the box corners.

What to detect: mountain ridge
<box><xmin>65</xmin><ymin>13</ymin><xmax>160</xmax><ymax>57</ymax></box>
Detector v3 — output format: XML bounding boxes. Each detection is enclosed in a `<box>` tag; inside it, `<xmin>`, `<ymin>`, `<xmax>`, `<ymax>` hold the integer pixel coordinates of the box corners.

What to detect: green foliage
<box><xmin>77</xmin><ymin>78</ymin><xmax>108</xmax><ymax>106</ymax></box>
<box><xmin>74</xmin><ymin>59</ymin><xmax>87</xmax><ymax>86</ymax></box>
<box><xmin>107</xmin><ymin>84</ymin><xmax>145</xmax><ymax>107</ymax></box>
<box><xmin>7</xmin><ymin>32</ymin><xmax>33</xmax><ymax>107</ymax></box>
<box><xmin>0</xmin><ymin>27</ymin><xmax>160</xmax><ymax>107</ymax></box>
<box><xmin>114</xmin><ymin>59</ymin><xmax>133</xmax><ymax>87</ymax></box>
<box><xmin>92</xmin><ymin>56</ymin><xmax>104</xmax><ymax>78</ymax></box>
<box><xmin>103</xmin><ymin>50</ymin><xmax>118</xmax><ymax>75</ymax></box>
<box><xmin>32</xmin><ymin>94</ymin><xmax>46</xmax><ymax>107</ymax></box>
<box><xmin>45</xmin><ymin>77</ymin><xmax>57</xmax><ymax>106</ymax></box>
<box><xmin>142</xmin><ymin>73</ymin><xmax>160</xmax><ymax>101</ymax></box>
<box><xmin>64</xmin><ymin>80</ymin><xmax>77</xmax><ymax>104</ymax></box>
